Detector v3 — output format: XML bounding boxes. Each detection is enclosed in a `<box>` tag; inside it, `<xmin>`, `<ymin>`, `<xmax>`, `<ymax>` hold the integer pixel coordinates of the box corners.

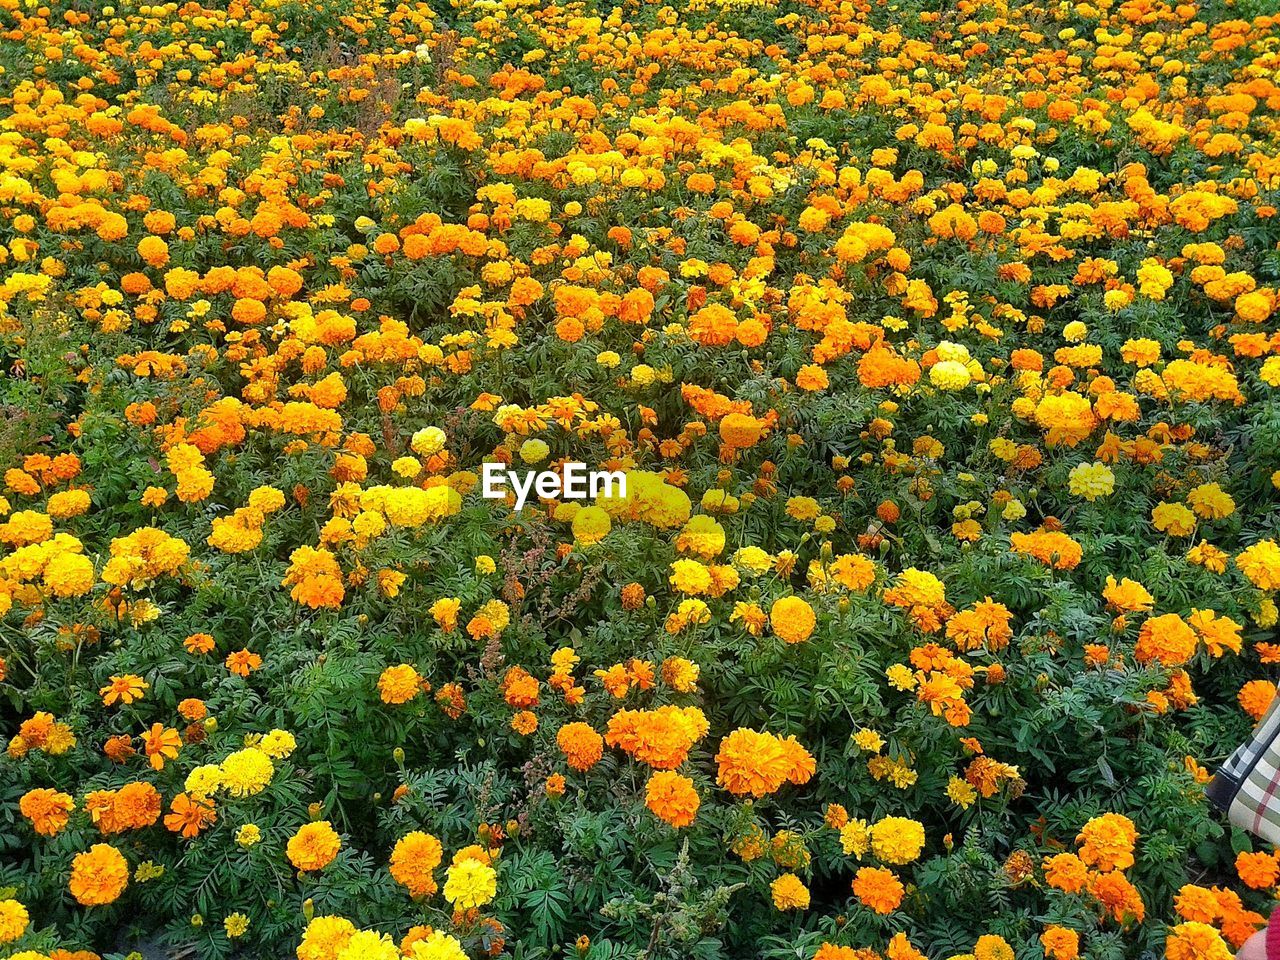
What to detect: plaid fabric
<box><xmin>1208</xmin><ymin>694</ymin><xmax>1280</xmax><ymax>845</ymax></box>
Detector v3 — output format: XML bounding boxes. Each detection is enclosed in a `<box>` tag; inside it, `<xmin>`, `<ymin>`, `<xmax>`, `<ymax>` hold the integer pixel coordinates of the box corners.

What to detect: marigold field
<box><xmin>3</xmin><ymin>0</ymin><xmax>1280</xmax><ymax>958</ymax></box>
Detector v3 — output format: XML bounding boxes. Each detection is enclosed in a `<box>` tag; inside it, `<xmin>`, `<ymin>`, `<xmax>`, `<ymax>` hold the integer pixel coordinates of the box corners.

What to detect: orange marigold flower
<box><xmin>142</xmin><ymin>722</ymin><xmax>181</xmax><ymax>770</ymax></box>
<box><xmin>644</xmin><ymin>771</ymin><xmax>700</xmax><ymax>828</ymax></box>
<box><xmin>1235</xmin><ymin>850</ymin><xmax>1280</xmax><ymax>890</ymax></box>
<box><xmin>1165</xmin><ymin>923</ymin><xmax>1231</xmax><ymax>960</ymax></box>
<box><xmin>184</xmin><ymin>633</ymin><xmax>215</xmax><ymax>654</ymax></box>
<box><xmin>378</xmin><ymin>664</ymin><xmax>424</xmax><ymax>704</ymax></box>
<box><xmin>100</xmin><ymin>674</ymin><xmax>149</xmax><ymax>706</ymax></box>
<box><xmin>103</xmin><ymin>734</ymin><xmax>136</xmax><ymax>764</ymax></box>
<box><xmin>1135</xmin><ymin>614</ymin><xmax>1197</xmax><ymax>668</ymax></box>
<box><xmin>1010</xmin><ymin>530</ymin><xmax>1083</xmax><ymax>571</ymax></box>
<box><xmin>390</xmin><ymin>831</ymin><xmax>444</xmax><ymax>898</ymax></box>
<box><xmin>1040</xmin><ymin>926</ymin><xmax>1079</xmax><ymax>960</ymax></box>
<box><xmin>1077</xmin><ymin>813</ymin><xmax>1138</xmax><ymax>872</ymax></box>
<box><xmin>501</xmin><ymin>666</ymin><xmax>540</xmax><ymax>708</ymax></box>
<box><xmin>770</xmin><ymin>596</ymin><xmax>816</xmax><ymax>644</ymax></box>
<box><xmin>607</xmin><ymin>705</ymin><xmax>708</xmax><ymax>769</ymax></box>
<box><xmin>287</xmin><ymin>821</ymin><xmax>342</xmax><ymax>872</ymax></box>
<box><xmin>1043</xmin><ymin>853</ymin><xmax>1088</xmax><ymax>893</ymax></box>
<box><xmin>557</xmin><ymin>722</ymin><xmax>604</xmax><ymax>771</ymax></box>
<box><xmin>163</xmin><ymin>793</ymin><xmax>217</xmax><ymax>839</ymax></box>
<box><xmin>1240</xmin><ymin>680</ymin><xmax>1278</xmax><ymax>721</ymax></box>
<box><xmin>69</xmin><ymin>843</ymin><xmax>129</xmax><ymax>906</ymax></box>
<box><xmin>851</xmin><ymin>866</ymin><xmax>904</xmax><ymax>914</ymax></box>
<box><xmin>20</xmin><ymin>787</ymin><xmax>75</xmax><ymax>836</ymax></box>
<box><xmin>1087</xmin><ymin>870</ymin><xmax>1145</xmax><ymax>923</ymax></box>
<box><xmin>225</xmin><ymin>649</ymin><xmax>263</xmax><ymax>677</ymax></box>
<box><xmin>715</xmin><ymin>728</ymin><xmax>814</xmax><ymax>797</ymax></box>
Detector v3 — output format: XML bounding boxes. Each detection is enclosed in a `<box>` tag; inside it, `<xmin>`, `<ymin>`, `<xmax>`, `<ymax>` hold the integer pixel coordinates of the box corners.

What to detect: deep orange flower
<box><xmin>69</xmin><ymin>843</ymin><xmax>129</xmax><ymax>906</ymax></box>
<box><xmin>100</xmin><ymin>674</ymin><xmax>149</xmax><ymax>706</ymax></box>
<box><xmin>163</xmin><ymin>793</ymin><xmax>217</xmax><ymax>838</ymax></box>
<box><xmin>142</xmin><ymin>723</ymin><xmax>181</xmax><ymax>770</ymax></box>
<box><xmin>851</xmin><ymin>866</ymin><xmax>904</xmax><ymax>914</ymax></box>
<box><xmin>225</xmin><ymin>649</ymin><xmax>263</xmax><ymax>677</ymax></box>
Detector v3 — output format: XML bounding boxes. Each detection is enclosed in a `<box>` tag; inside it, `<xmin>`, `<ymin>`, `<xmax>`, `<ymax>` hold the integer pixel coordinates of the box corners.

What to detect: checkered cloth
<box><xmin>1208</xmin><ymin>695</ymin><xmax>1280</xmax><ymax>845</ymax></box>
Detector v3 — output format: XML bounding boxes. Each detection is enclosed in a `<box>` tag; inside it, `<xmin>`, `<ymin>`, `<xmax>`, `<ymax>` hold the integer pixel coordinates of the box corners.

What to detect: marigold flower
<box><xmin>390</xmin><ymin>831</ymin><xmax>444</xmax><ymax>898</ymax></box>
<box><xmin>1040</xmin><ymin>926</ymin><xmax>1079</xmax><ymax>960</ymax></box>
<box><xmin>143</xmin><ymin>723</ymin><xmax>181</xmax><ymax>770</ymax></box>
<box><xmin>1165</xmin><ymin>922</ymin><xmax>1231</xmax><ymax>960</ymax></box>
<box><xmin>0</xmin><ymin>899</ymin><xmax>28</xmax><ymax>944</ymax></box>
<box><xmin>443</xmin><ymin>858</ymin><xmax>497</xmax><ymax>910</ymax></box>
<box><xmin>378</xmin><ymin>664</ymin><xmax>424</xmax><ymax>704</ymax></box>
<box><xmin>287</xmin><ymin>821</ymin><xmax>341</xmax><ymax>872</ymax></box>
<box><xmin>770</xmin><ymin>872</ymin><xmax>810</xmax><ymax>910</ymax></box>
<box><xmin>20</xmin><ymin>788</ymin><xmax>75</xmax><ymax>836</ymax></box>
<box><xmin>870</xmin><ymin>817</ymin><xmax>926</xmax><ymax>865</ymax></box>
<box><xmin>219</xmin><ymin>748</ymin><xmax>274</xmax><ymax>797</ymax></box>
<box><xmin>1076</xmin><ymin>813</ymin><xmax>1138</xmax><ymax>872</ymax></box>
<box><xmin>715</xmin><ymin>728</ymin><xmax>814</xmax><ymax>797</ymax></box>
<box><xmin>645</xmin><ymin>771</ymin><xmax>700</xmax><ymax>828</ymax></box>
<box><xmin>1044</xmin><ymin>852</ymin><xmax>1088</xmax><ymax>893</ymax></box>
<box><xmin>163</xmin><ymin>793</ymin><xmax>217</xmax><ymax>838</ymax></box>
<box><xmin>1135</xmin><ymin>614</ymin><xmax>1198</xmax><ymax>668</ymax></box>
<box><xmin>851</xmin><ymin>866</ymin><xmax>904</xmax><ymax>914</ymax></box>
<box><xmin>557</xmin><ymin>722</ymin><xmax>604</xmax><ymax>771</ymax></box>
<box><xmin>69</xmin><ymin>843</ymin><xmax>129</xmax><ymax>906</ymax></box>
<box><xmin>100</xmin><ymin>674</ymin><xmax>149</xmax><ymax>706</ymax></box>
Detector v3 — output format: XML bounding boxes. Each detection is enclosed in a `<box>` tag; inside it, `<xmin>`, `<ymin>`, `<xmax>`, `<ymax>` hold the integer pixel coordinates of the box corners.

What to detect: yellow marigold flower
<box><xmin>443</xmin><ymin>858</ymin><xmax>497</xmax><ymax>909</ymax></box>
<box><xmin>930</xmin><ymin>360</ymin><xmax>971</xmax><ymax>391</ymax></box>
<box><xmin>259</xmin><ymin>729</ymin><xmax>297</xmax><ymax>759</ymax></box>
<box><xmin>1068</xmin><ymin>462</ymin><xmax>1114</xmax><ymax>501</ymax></box>
<box><xmin>1237</xmin><ymin>540</ymin><xmax>1280</xmax><ymax>590</ymax></box>
<box><xmin>410</xmin><ymin>427</ymin><xmax>446</xmax><ymax>456</ymax></box>
<box><xmin>408</xmin><ymin>932</ymin><xmax>469</xmax><ymax>960</ymax></box>
<box><xmin>840</xmin><ymin>818</ymin><xmax>871</xmax><ymax>857</ymax></box>
<box><xmin>669</xmin><ymin>558</ymin><xmax>712</xmax><ymax>595</ymax></box>
<box><xmin>571</xmin><ymin>505</ymin><xmax>611</xmax><ymax>545</ymax></box>
<box><xmin>886</xmin><ymin>664</ymin><xmax>917</xmax><ymax>691</ymax></box>
<box><xmin>733</xmin><ymin>546</ymin><xmax>774</xmax><ymax>575</ymax></box>
<box><xmin>770</xmin><ymin>872</ymin><xmax>810</xmax><ymax>910</ymax></box>
<box><xmin>378</xmin><ymin>664</ymin><xmax>424</xmax><ymax>704</ymax></box>
<box><xmin>1152</xmin><ymin>502</ymin><xmax>1197</xmax><ymax>538</ymax></box>
<box><xmin>852</xmin><ymin>728</ymin><xmax>884</xmax><ymax>753</ymax></box>
<box><xmin>870</xmin><ymin>817</ymin><xmax>926</xmax><ymax>865</ymax></box>
<box><xmin>975</xmin><ymin>935</ymin><xmax>1014</xmax><ymax>960</ymax></box>
<box><xmin>1165</xmin><ymin>923</ymin><xmax>1231</xmax><ymax>960</ymax></box>
<box><xmin>224</xmin><ymin>913</ymin><xmax>250</xmax><ymax>938</ymax></box>
<box><xmin>947</xmin><ymin>776</ymin><xmax>977</xmax><ymax>809</ymax></box>
<box><xmin>770</xmin><ymin>596</ymin><xmax>816</xmax><ymax>644</ymax></box>
<box><xmin>0</xmin><ymin>899</ymin><xmax>29</xmax><ymax>943</ymax></box>
<box><xmin>1186</xmin><ymin>482</ymin><xmax>1234</xmax><ymax>520</ymax></box>
<box><xmin>219</xmin><ymin>748</ymin><xmax>274</xmax><ymax>797</ymax></box>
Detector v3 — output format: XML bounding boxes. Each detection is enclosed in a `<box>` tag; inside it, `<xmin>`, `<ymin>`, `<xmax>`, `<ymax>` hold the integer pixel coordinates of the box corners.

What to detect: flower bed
<box><xmin>2</xmin><ymin>0</ymin><xmax>1280</xmax><ymax>958</ymax></box>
